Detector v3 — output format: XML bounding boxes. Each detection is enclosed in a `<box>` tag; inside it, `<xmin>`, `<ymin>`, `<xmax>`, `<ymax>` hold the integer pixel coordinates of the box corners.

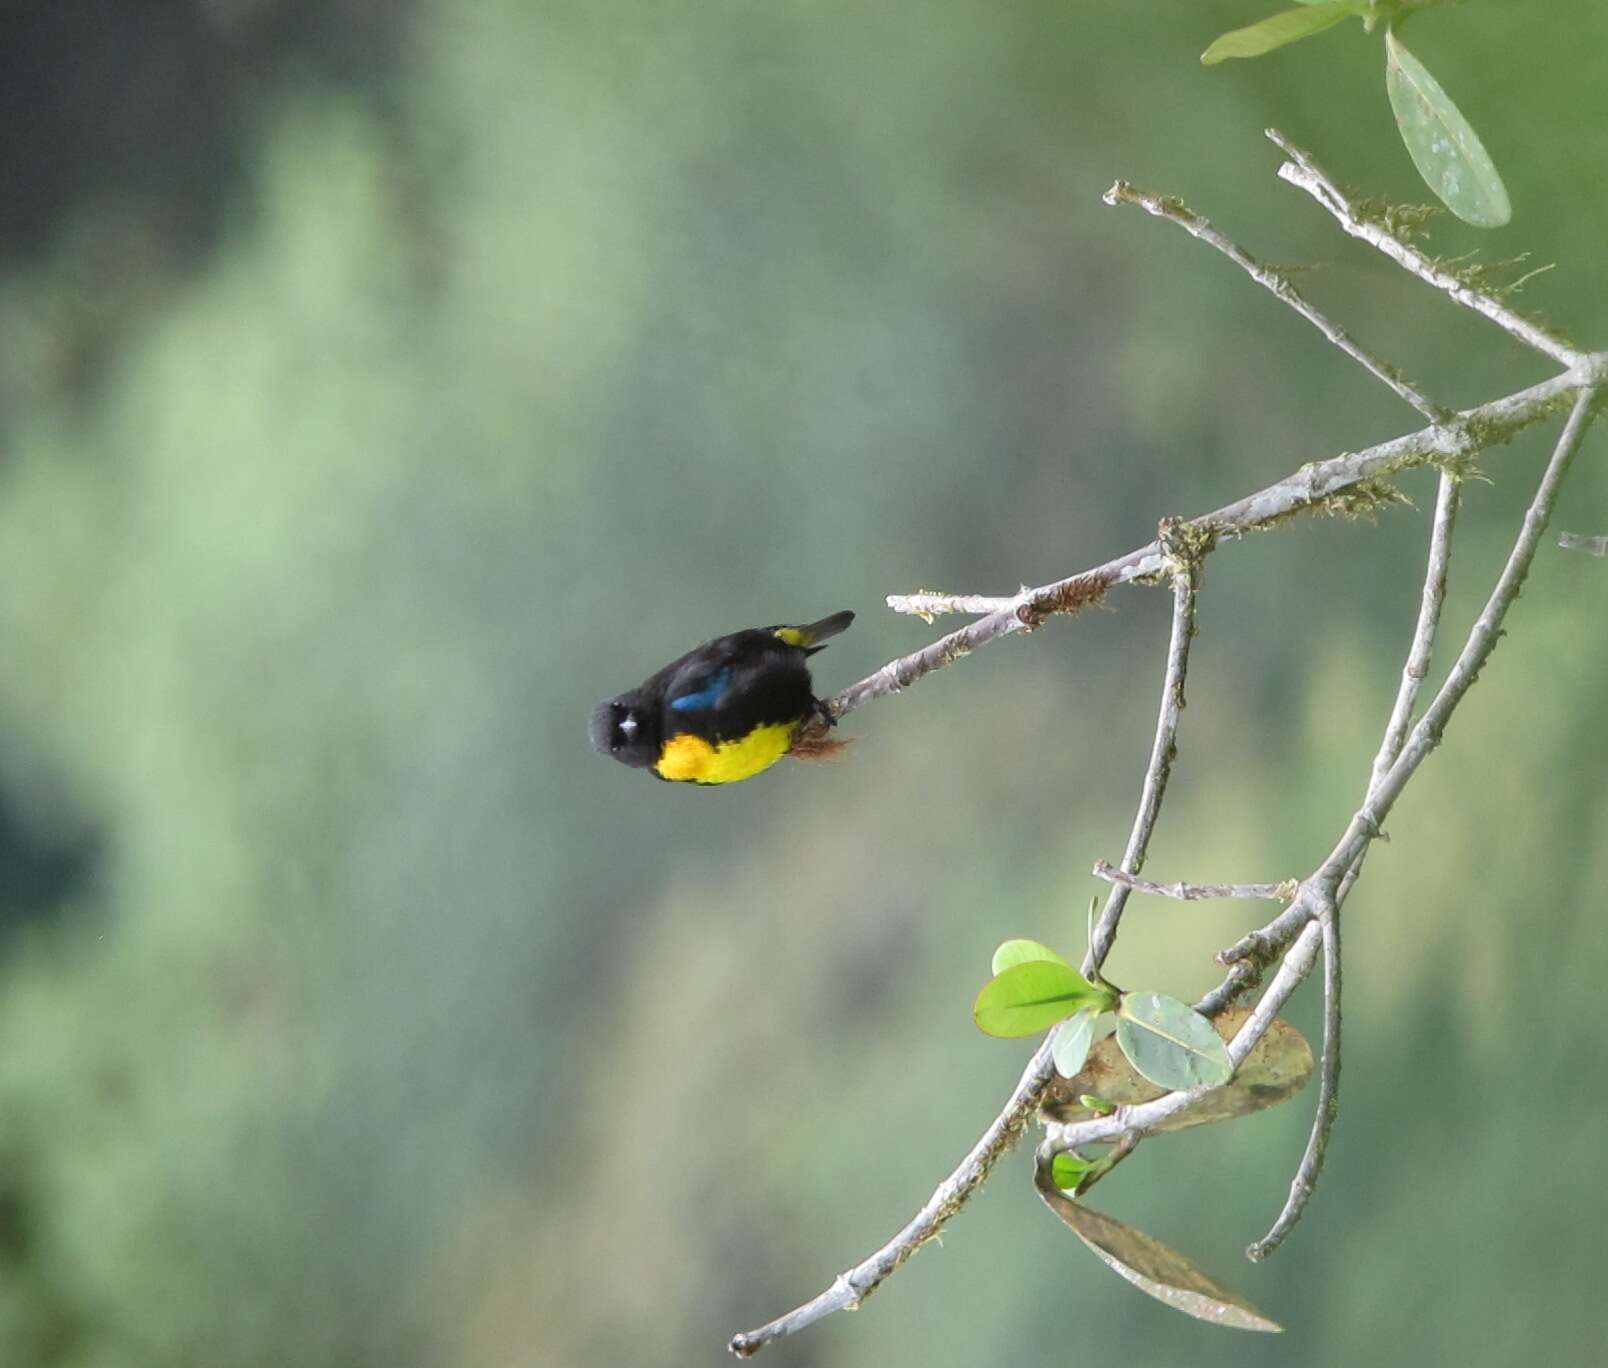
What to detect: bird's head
<box><xmin>589</xmin><ymin>695</ymin><xmax>657</xmax><ymax>769</ymax></box>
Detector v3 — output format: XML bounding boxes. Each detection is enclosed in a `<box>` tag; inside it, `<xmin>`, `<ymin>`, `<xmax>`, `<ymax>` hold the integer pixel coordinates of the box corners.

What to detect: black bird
<box><xmin>590</xmin><ymin>611</ymin><xmax>854</xmax><ymax>785</ymax></box>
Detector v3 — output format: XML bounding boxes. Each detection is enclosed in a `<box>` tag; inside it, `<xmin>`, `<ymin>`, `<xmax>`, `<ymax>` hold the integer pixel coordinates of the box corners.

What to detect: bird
<box><xmin>590</xmin><ymin>611</ymin><xmax>855</xmax><ymax>785</ymax></box>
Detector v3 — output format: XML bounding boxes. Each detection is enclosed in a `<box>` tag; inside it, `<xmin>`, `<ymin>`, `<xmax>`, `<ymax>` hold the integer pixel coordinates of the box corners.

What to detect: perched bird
<box><xmin>590</xmin><ymin>611</ymin><xmax>854</xmax><ymax>785</ymax></box>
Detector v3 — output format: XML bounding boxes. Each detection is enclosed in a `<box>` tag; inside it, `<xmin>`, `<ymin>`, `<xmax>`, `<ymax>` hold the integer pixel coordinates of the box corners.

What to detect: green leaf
<box><xmin>990</xmin><ymin>938</ymin><xmax>1070</xmax><ymax>976</ymax></box>
<box><xmin>1052</xmin><ymin>1008</ymin><xmax>1098</xmax><ymax>1078</ymax></box>
<box><xmin>973</xmin><ymin>961</ymin><xmax>1110</xmax><ymax>1039</ymax></box>
<box><xmin>1035</xmin><ymin>1176</ymin><xmax>1283</xmax><ymax>1332</ymax></box>
<box><xmin>1115</xmin><ymin>992</ymin><xmax>1234</xmax><ymax>1090</ymax></box>
<box><xmin>1201</xmin><ymin>3</ymin><xmax>1360</xmax><ymax>66</ymax></box>
<box><xmin>1045</xmin><ymin>1008</ymin><xmax>1313</xmax><ymax>1133</ymax></box>
<box><xmin>1384</xmin><ymin>27</ymin><xmax>1511</xmax><ymax>227</ymax></box>
<box><xmin>1050</xmin><ymin>1151</ymin><xmax>1097</xmax><ymax>1192</ymax></box>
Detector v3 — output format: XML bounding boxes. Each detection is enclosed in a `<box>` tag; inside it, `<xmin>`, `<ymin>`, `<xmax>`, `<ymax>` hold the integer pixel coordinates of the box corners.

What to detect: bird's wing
<box><xmin>667</xmin><ymin>664</ymin><xmax>734</xmax><ymax>713</ymax></box>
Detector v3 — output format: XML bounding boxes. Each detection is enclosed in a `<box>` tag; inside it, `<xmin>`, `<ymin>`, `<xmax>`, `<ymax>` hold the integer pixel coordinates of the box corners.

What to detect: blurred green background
<box><xmin>2</xmin><ymin>2</ymin><xmax>1606</xmax><ymax>1365</ymax></box>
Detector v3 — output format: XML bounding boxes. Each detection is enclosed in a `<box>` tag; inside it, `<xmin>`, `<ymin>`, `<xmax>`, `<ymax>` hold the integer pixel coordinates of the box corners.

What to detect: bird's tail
<box><xmin>773</xmin><ymin>610</ymin><xmax>854</xmax><ymax>652</ymax></box>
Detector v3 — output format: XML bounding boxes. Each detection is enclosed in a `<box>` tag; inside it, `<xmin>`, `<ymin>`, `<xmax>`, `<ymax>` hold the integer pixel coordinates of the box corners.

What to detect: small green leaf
<box><xmin>1115</xmin><ymin>992</ymin><xmax>1234</xmax><ymax>1090</ymax></box>
<box><xmin>1045</xmin><ymin>1009</ymin><xmax>1313</xmax><ymax>1132</ymax></box>
<box><xmin>1051</xmin><ymin>1151</ymin><xmax>1097</xmax><ymax>1192</ymax></box>
<box><xmin>1384</xmin><ymin>27</ymin><xmax>1511</xmax><ymax>227</ymax></box>
<box><xmin>1052</xmin><ymin>1009</ymin><xmax>1098</xmax><ymax>1078</ymax></box>
<box><xmin>1035</xmin><ymin>1176</ymin><xmax>1283</xmax><ymax>1332</ymax></box>
<box><xmin>973</xmin><ymin>961</ymin><xmax>1110</xmax><ymax>1039</ymax></box>
<box><xmin>1201</xmin><ymin>3</ymin><xmax>1359</xmax><ymax>66</ymax></box>
<box><xmin>990</xmin><ymin>938</ymin><xmax>1071</xmax><ymax>976</ymax></box>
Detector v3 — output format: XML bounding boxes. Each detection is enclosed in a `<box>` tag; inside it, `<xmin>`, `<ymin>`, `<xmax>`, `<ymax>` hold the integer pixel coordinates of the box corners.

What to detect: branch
<box><xmin>1267</xmin><ymin>129</ymin><xmax>1586</xmax><ymax>372</ymax></box>
<box><xmin>739</xmin><ymin>138</ymin><xmax>1603</xmax><ymax>1353</ymax></box>
<box><xmin>825</xmin><ymin>364</ymin><xmax>1593</xmax><ymax>723</ymax></box>
<box><xmin>1247</xmin><ymin>898</ymin><xmax>1341</xmax><ymax>1260</ymax></box>
<box><xmin>1343</xmin><ymin>387</ymin><xmax>1598</xmax><ymax>866</ymax></box>
<box><xmin>1092</xmin><ymin>862</ymin><xmax>1293</xmax><ymax>904</ymax></box>
<box><xmin>1104</xmin><ymin>180</ymin><xmax>1452</xmax><ymax>425</ymax></box>
<box><xmin>735</xmin><ymin>546</ymin><xmax>1201</xmax><ymax>1355</ymax></box>
<box><xmin>886</xmin><ymin>589</ymin><xmax>1031</xmax><ymax>619</ymax></box>
<box><xmin>1231</xmin><ymin>386</ymin><xmax>1598</xmax><ymax>1255</ymax></box>
<box><xmin>728</xmin><ymin>1036</ymin><xmax>1058</xmax><ymax>1356</ymax></box>
<box><xmin>1085</xmin><ymin>551</ymin><xmax>1198</xmax><ymax>976</ymax></box>
<box><xmin>1371</xmin><ymin>471</ymin><xmax>1461</xmax><ymax>793</ymax></box>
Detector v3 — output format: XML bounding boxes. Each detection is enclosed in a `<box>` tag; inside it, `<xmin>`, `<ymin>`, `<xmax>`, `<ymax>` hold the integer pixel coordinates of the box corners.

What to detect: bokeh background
<box><xmin>2</xmin><ymin>2</ymin><xmax>1606</xmax><ymax>1365</ymax></box>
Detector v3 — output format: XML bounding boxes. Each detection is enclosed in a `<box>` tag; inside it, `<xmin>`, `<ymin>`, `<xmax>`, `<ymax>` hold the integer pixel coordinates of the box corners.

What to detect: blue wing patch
<box><xmin>669</xmin><ymin>666</ymin><xmax>732</xmax><ymax>713</ymax></box>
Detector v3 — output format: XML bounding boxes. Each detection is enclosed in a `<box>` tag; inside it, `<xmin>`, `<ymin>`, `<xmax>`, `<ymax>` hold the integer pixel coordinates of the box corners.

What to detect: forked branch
<box><xmin>733</xmin><ymin>134</ymin><xmax>1602</xmax><ymax>1355</ymax></box>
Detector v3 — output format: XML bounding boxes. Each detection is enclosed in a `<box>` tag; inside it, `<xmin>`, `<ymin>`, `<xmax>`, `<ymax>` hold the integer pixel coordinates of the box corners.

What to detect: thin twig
<box><xmin>728</xmin><ymin>1036</ymin><xmax>1058</xmax><ymax>1356</ymax></box>
<box><xmin>1105</xmin><ymin>180</ymin><xmax>1453</xmax><ymax>425</ymax></box>
<box><xmin>1267</xmin><ymin>129</ymin><xmax>1584</xmax><ymax>371</ymax></box>
<box><xmin>1247</xmin><ymin>899</ymin><xmax>1341</xmax><ymax>1260</ymax></box>
<box><xmin>1371</xmin><ymin>471</ymin><xmax>1461</xmax><ymax>793</ymax></box>
<box><xmin>1092</xmin><ymin>861</ymin><xmax>1293</xmax><ymax>904</ymax></box>
<box><xmin>1234</xmin><ymin>387</ymin><xmax>1599</xmax><ymax>1258</ymax></box>
<box><xmin>825</xmin><ymin>364</ymin><xmax>1593</xmax><ymax>722</ymax></box>
<box><xmin>1085</xmin><ymin>556</ymin><xmax>1198</xmax><ymax>976</ymax></box>
<box><xmin>733</xmin><ymin>554</ymin><xmax>1200</xmax><ymax>1355</ymax></box>
<box><xmin>1344</xmin><ymin>388</ymin><xmax>1598</xmax><ymax>865</ymax></box>
<box><xmin>1558</xmin><ymin>531</ymin><xmax>1608</xmax><ymax>557</ymax></box>
<box><xmin>886</xmin><ymin>589</ymin><xmax>1031</xmax><ymax>619</ymax></box>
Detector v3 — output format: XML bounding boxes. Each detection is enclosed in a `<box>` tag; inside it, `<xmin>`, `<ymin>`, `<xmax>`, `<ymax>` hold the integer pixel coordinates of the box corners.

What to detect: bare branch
<box><xmin>1558</xmin><ymin>531</ymin><xmax>1608</xmax><ymax>557</ymax></box>
<box><xmin>1233</xmin><ymin>387</ymin><xmax>1599</xmax><ymax>1259</ymax></box>
<box><xmin>728</xmin><ymin>1037</ymin><xmax>1058</xmax><ymax>1356</ymax></box>
<box><xmin>1092</xmin><ymin>862</ymin><xmax>1294</xmax><ymax>904</ymax></box>
<box><xmin>1085</xmin><ymin>555</ymin><xmax>1198</xmax><ymax>976</ymax></box>
<box><xmin>1350</xmin><ymin>388</ymin><xmax>1599</xmax><ymax>860</ymax></box>
<box><xmin>826</xmin><ymin>364</ymin><xmax>1593</xmax><ymax>722</ymax></box>
<box><xmin>1105</xmin><ymin>180</ymin><xmax>1453</xmax><ymax>425</ymax></box>
<box><xmin>886</xmin><ymin>589</ymin><xmax>1030</xmax><ymax>619</ymax></box>
<box><xmin>1247</xmin><ymin>899</ymin><xmax>1342</xmax><ymax>1260</ymax></box>
<box><xmin>737</xmin><ymin>140</ymin><xmax>1603</xmax><ymax>1353</ymax></box>
<box><xmin>1371</xmin><ymin>471</ymin><xmax>1461</xmax><ymax>792</ymax></box>
<box><xmin>1267</xmin><ymin>129</ymin><xmax>1585</xmax><ymax>371</ymax></box>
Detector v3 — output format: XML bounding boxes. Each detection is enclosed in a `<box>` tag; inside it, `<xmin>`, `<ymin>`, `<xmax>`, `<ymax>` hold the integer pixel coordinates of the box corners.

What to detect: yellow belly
<box><xmin>655</xmin><ymin>722</ymin><xmax>797</xmax><ymax>784</ymax></box>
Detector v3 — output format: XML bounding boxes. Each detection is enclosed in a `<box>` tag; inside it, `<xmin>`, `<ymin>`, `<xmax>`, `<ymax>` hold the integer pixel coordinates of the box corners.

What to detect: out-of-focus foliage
<box><xmin>1</xmin><ymin>2</ymin><xmax>1606</xmax><ymax>1367</ymax></box>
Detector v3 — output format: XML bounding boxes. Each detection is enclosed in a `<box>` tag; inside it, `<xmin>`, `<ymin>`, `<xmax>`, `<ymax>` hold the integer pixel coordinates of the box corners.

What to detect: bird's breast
<box><xmin>654</xmin><ymin>721</ymin><xmax>798</xmax><ymax>784</ymax></box>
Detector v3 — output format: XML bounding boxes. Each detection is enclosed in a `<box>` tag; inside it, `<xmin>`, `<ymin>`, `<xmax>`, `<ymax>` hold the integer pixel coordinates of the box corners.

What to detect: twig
<box><xmin>1371</xmin><ymin>471</ymin><xmax>1461</xmax><ymax>793</ymax></box>
<box><xmin>886</xmin><ymin>589</ymin><xmax>1031</xmax><ymax>619</ymax></box>
<box><xmin>728</xmin><ymin>1035</ymin><xmax>1059</xmax><ymax>1356</ymax></box>
<box><xmin>1248</xmin><ymin>466</ymin><xmax>1462</xmax><ymax>1252</ymax></box>
<box><xmin>1234</xmin><ymin>386</ymin><xmax>1599</xmax><ymax>1257</ymax></box>
<box><xmin>1105</xmin><ymin>180</ymin><xmax>1452</xmax><ymax>426</ymax></box>
<box><xmin>1247</xmin><ymin>899</ymin><xmax>1341</xmax><ymax>1260</ymax></box>
<box><xmin>1345</xmin><ymin>388</ymin><xmax>1598</xmax><ymax>863</ymax></box>
<box><xmin>825</xmin><ymin>363</ymin><xmax>1594</xmax><ymax>721</ymax></box>
<box><xmin>734</xmin><ymin>553</ymin><xmax>1200</xmax><ymax>1355</ymax></box>
<box><xmin>1267</xmin><ymin>129</ymin><xmax>1585</xmax><ymax>371</ymax></box>
<box><xmin>1092</xmin><ymin>862</ymin><xmax>1293</xmax><ymax>904</ymax></box>
<box><xmin>1558</xmin><ymin>531</ymin><xmax>1608</xmax><ymax>557</ymax></box>
<box><xmin>1085</xmin><ymin>557</ymin><xmax>1198</xmax><ymax>976</ymax></box>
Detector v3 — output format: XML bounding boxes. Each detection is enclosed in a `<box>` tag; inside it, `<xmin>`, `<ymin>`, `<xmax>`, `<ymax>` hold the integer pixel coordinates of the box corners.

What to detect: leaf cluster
<box><xmin>1203</xmin><ymin>1</ymin><xmax>1511</xmax><ymax>227</ymax></box>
